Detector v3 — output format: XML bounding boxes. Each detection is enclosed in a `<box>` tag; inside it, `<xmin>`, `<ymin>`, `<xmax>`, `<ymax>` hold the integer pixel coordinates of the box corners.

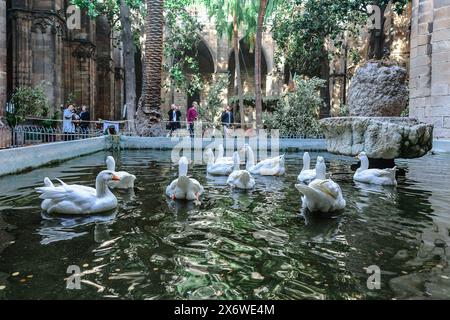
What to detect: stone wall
<box><xmin>409</xmin><ymin>0</ymin><xmax>450</xmax><ymax>139</ymax></box>
<box><xmin>0</xmin><ymin>0</ymin><xmax>5</xmax><ymax>118</ymax></box>
<box><xmin>160</xmin><ymin>5</ymin><xmax>283</xmax><ymax>118</ymax></box>
<box><xmin>329</xmin><ymin>3</ymin><xmax>412</xmax><ymax>114</ymax></box>
<box><xmin>5</xmin><ymin>0</ymin><xmax>124</xmax><ymax>122</ymax></box>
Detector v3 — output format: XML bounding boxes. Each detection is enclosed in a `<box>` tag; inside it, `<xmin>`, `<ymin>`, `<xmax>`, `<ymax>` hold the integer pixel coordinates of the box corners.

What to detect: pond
<box><xmin>0</xmin><ymin>149</ymin><xmax>449</xmax><ymax>299</ymax></box>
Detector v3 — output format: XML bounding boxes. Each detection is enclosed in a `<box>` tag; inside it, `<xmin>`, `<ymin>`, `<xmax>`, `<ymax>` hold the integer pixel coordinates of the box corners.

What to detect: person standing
<box><xmin>175</xmin><ymin>105</ymin><xmax>182</xmax><ymax>130</ymax></box>
<box><xmin>72</xmin><ymin>107</ymin><xmax>81</xmax><ymax>138</ymax></box>
<box><xmin>168</xmin><ymin>104</ymin><xmax>181</xmax><ymax>136</ymax></box>
<box><xmin>63</xmin><ymin>104</ymin><xmax>75</xmax><ymax>141</ymax></box>
<box><xmin>221</xmin><ymin>106</ymin><xmax>234</xmax><ymax>136</ymax></box>
<box><xmin>187</xmin><ymin>102</ymin><xmax>199</xmax><ymax>138</ymax></box>
<box><xmin>80</xmin><ymin>105</ymin><xmax>90</xmax><ymax>136</ymax></box>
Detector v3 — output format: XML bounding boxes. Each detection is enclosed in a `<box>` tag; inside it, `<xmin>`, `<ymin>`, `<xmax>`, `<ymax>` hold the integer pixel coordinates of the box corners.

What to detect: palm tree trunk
<box><xmin>255</xmin><ymin>0</ymin><xmax>267</xmax><ymax>130</ymax></box>
<box><xmin>233</xmin><ymin>13</ymin><xmax>245</xmax><ymax>128</ymax></box>
<box><xmin>367</xmin><ymin>4</ymin><xmax>387</xmax><ymax>60</ymax></box>
<box><xmin>119</xmin><ymin>0</ymin><xmax>136</xmax><ymax>132</ymax></box>
<box><xmin>319</xmin><ymin>46</ymin><xmax>331</xmax><ymax>118</ymax></box>
<box><xmin>136</xmin><ymin>0</ymin><xmax>165</xmax><ymax>136</ymax></box>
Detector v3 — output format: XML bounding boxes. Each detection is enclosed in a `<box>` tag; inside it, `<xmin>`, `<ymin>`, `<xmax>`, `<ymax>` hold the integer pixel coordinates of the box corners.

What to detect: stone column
<box><xmin>96</xmin><ymin>15</ymin><xmax>115</xmax><ymax>121</ymax></box>
<box><xmin>65</xmin><ymin>10</ymin><xmax>97</xmax><ymax>118</ymax></box>
<box><xmin>216</xmin><ymin>35</ymin><xmax>231</xmax><ymax>106</ymax></box>
<box><xmin>430</xmin><ymin>0</ymin><xmax>450</xmax><ymax>138</ymax></box>
<box><xmin>409</xmin><ymin>0</ymin><xmax>450</xmax><ymax>139</ymax></box>
<box><xmin>0</xmin><ymin>0</ymin><xmax>6</xmax><ymax>117</ymax></box>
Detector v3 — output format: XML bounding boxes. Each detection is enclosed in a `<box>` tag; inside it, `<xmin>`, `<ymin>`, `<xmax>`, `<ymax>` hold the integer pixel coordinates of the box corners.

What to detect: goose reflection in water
<box><xmin>38</xmin><ymin>210</ymin><xmax>117</xmax><ymax>245</ymax></box>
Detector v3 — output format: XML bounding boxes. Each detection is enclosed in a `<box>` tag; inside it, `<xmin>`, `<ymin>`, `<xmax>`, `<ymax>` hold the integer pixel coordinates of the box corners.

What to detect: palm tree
<box><xmin>119</xmin><ymin>0</ymin><xmax>137</xmax><ymax>132</ymax></box>
<box><xmin>135</xmin><ymin>0</ymin><xmax>165</xmax><ymax>136</ymax></box>
<box><xmin>254</xmin><ymin>0</ymin><xmax>267</xmax><ymax>129</ymax></box>
<box><xmin>254</xmin><ymin>0</ymin><xmax>277</xmax><ymax>129</ymax></box>
<box><xmin>232</xmin><ymin>9</ymin><xmax>245</xmax><ymax>127</ymax></box>
<box><xmin>202</xmin><ymin>0</ymin><xmax>253</xmax><ymax>127</ymax></box>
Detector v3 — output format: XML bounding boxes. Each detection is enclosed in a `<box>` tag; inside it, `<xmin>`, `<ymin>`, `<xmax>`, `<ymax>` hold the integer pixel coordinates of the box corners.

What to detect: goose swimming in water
<box><xmin>295</xmin><ymin>157</ymin><xmax>346</xmax><ymax>213</ymax></box>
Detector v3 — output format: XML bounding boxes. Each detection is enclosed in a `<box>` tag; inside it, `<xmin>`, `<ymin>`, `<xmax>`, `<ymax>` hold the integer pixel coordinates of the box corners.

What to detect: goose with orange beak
<box><xmin>105</xmin><ymin>156</ymin><xmax>136</xmax><ymax>189</ymax></box>
<box><xmin>35</xmin><ymin>170</ymin><xmax>120</xmax><ymax>215</ymax></box>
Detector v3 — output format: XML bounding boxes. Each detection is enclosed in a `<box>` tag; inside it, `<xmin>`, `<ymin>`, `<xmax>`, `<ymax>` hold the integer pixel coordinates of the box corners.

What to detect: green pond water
<box><xmin>0</xmin><ymin>150</ymin><xmax>450</xmax><ymax>300</ymax></box>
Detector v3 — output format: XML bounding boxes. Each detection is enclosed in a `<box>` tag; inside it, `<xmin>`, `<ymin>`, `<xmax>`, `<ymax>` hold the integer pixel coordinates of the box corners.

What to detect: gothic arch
<box><xmin>197</xmin><ymin>33</ymin><xmax>217</xmax><ymax>73</ymax></box>
<box><xmin>228</xmin><ymin>38</ymin><xmax>268</xmax><ymax>96</ymax></box>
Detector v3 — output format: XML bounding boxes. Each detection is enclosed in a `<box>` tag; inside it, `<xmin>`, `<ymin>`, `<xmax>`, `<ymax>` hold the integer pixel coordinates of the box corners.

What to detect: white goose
<box><xmin>215</xmin><ymin>144</ymin><xmax>233</xmax><ymax>164</ymax></box>
<box><xmin>227</xmin><ymin>151</ymin><xmax>255</xmax><ymax>190</ymax></box>
<box><xmin>105</xmin><ymin>156</ymin><xmax>136</xmax><ymax>189</ymax></box>
<box><xmin>297</xmin><ymin>152</ymin><xmax>316</xmax><ymax>183</ymax></box>
<box><xmin>166</xmin><ymin>157</ymin><xmax>204</xmax><ymax>203</ymax></box>
<box><xmin>295</xmin><ymin>157</ymin><xmax>346</xmax><ymax>213</ymax></box>
<box><xmin>36</xmin><ymin>170</ymin><xmax>120</xmax><ymax>215</ymax></box>
<box><xmin>204</xmin><ymin>148</ymin><xmax>233</xmax><ymax>176</ymax></box>
<box><xmin>354</xmin><ymin>152</ymin><xmax>397</xmax><ymax>186</ymax></box>
<box><xmin>242</xmin><ymin>144</ymin><xmax>285</xmax><ymax>176</ymax></box>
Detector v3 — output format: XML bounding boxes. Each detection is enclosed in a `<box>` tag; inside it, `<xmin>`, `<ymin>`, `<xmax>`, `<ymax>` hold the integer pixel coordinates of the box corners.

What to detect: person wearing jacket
<box><xmin>221</xmin><ymin>106</ymin><xmax>234</xmax><ymax>136</ymax></box>
<box><xmin>187</xmin><ymin>102</ymin><xmax>199</xmax><ymax>138</ymax></box>
<box><xmin>168</xmin><ymin>104</ymin><xmax>182</xmax><ymax>135</ymax></box>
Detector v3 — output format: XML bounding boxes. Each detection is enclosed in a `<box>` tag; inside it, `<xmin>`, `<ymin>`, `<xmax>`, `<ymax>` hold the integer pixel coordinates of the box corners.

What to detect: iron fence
<box><xmin>0</xmin><ymin>118</ymin><xmax>323</xmax><ymax>150</ymax></box>
<box><xmin>0</xmin><ymin>124</ymin><xmax>104</xmax><ymax>149</ymax></box>
<box><xmin>128</xmin><ymin>119</ymin><xmax>325</xmax><ymax>140</ymax></box>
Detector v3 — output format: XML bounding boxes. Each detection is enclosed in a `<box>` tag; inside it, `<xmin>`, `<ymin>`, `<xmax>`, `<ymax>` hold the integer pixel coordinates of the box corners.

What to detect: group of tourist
<box><xmin>61</xmin><ymin>101</ymin><xmax>234</xmax><ymax>140</ymax></box>
<box><xmin>63</xmin><ymin>104</ymin><xmax>90</xmax><ymax>140</ymax></box>
<box><xmin>168</xmin><ymin>102</ymin><xmax>235</xmax><ymax>137</ymax></box>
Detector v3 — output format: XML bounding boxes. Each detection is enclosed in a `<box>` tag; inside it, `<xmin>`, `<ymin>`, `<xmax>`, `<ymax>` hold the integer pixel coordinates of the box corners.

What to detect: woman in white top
<box><xmin>63</xmin><ymin>105</ymin><xmax>75</xmax><ymax>141</ymax></box>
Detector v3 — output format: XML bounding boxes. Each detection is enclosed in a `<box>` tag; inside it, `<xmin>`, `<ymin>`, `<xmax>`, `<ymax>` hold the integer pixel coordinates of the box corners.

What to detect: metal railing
<box><xmin>128</xmin><ymin>119</ymin><xmax>324</xmax><ymax>140</ymax></box>
<box><xmin>0</xmin><ymin>117</ymin><xmax>323</xmax><ymax>150</ymax></box>
<box><xmin>0</xmin><ymin>123</ymin><xmax>105</xmax><ymax>149</ymax></box>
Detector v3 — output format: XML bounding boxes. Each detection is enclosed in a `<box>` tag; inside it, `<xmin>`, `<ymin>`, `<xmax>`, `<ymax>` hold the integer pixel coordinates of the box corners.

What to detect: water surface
<box><xmin>0</xmin><ymin>150</ymin><xmax>449</xmax><ymax>299</ymax></box>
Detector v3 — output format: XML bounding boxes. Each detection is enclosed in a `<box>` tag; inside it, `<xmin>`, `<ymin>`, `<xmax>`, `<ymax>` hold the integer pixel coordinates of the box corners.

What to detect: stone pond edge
<box><xmin>0</xmin><ymin>135</ymin><xmax>449</xmax><ymax>177</ymax></box>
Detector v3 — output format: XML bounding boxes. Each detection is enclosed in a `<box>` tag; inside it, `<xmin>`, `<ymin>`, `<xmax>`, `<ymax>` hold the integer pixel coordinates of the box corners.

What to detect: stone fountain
<box><xmin>320</xmin><ymin>61</ymin><xmax>433</xmax><ymax>161</ymax></box>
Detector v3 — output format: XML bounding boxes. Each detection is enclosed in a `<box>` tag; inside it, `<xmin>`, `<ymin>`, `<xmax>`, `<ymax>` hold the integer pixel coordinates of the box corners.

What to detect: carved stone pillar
<box><xmin>95</xmin><ymin>15</ymin><xmax>115</xmax><ymax>121</ymax></box>
<box><xmin>10</xmin><ymin>10</ymin><xmax>33</xmax><ymax>89</ymax></box>
<box><xmin>7</xmin><ymin>2</ymin><xmax>67</xmax><ymax>114</ymax></box>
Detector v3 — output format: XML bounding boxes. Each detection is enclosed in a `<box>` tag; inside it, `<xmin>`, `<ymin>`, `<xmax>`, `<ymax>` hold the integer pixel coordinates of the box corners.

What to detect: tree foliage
<box><xmin>71</xmin><ymin>0</ymin><xmax>144</xmax><ymax>24</ymax></box>
<box><xmin>7</xmin><ymin>83</ymin><xmax>50</xmax><ymax>127</ymax></box>
<box><xmin>272</xmin><ymin>0</ymin><xmax>409</xmax><ymax>77</ymax></box>
<box><xmin>201</xmin><ymin>0</ymin><xmax>255</xmax><ymax>43</ymax></box>
<box><xmin>198</xmin><ymin>73</ymin><xmax>229</xmax><ymax>124</ymax></box>
<box><xmin>164</xmin><ymin>0</ymin><xmax>204</xmax><ymax>96</ymax></box>
<box><xmin>73</xmin><ymin>0</ymin><xmax>204</xmax><ymax>105</ymax></box>
<box><xmin>263</xmin><ymin>77</ymin><xmax>324</xmax><ymax>137</ymax></box>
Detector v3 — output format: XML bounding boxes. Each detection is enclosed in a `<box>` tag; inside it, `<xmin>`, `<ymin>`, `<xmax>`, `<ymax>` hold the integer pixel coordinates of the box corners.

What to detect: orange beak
<box><xmin>112</xmin><ymin>175</ymin><xmax>121</xmax><ymax>181</ymax></box>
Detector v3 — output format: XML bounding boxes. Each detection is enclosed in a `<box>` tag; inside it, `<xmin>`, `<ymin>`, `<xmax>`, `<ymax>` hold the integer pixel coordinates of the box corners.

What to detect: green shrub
<box><xmin>7</xmin><ymin>83</ymin><xmax>50</xmax><ymax>127</ymax></box>
<box><xmin>198</xmin><ymin>73</ymin><xmax>229</xmax><ymax>125</ymax></box>
<box><xmin>263</xmin><ymin>76</ymin><xmax>324</xmax><ymax>137</ymax></box>
<box><xmin>400</xmin><ymin>107</ymin><xmax>409</xmax><ymax>117</ymax></box>
<box><xmin>229</xmin><ymin>95</ymin><xmax>280</xmax><ymax>112</ymax></box>
<box><xmin>42</xmin><ymin>110</ymin><xmax>61</xmax><ymax>129</ymax></box>
<box><xmin>336</xmin><ymin>103</ymin><xmax>350</xmax><ymax>117</ymax></box>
